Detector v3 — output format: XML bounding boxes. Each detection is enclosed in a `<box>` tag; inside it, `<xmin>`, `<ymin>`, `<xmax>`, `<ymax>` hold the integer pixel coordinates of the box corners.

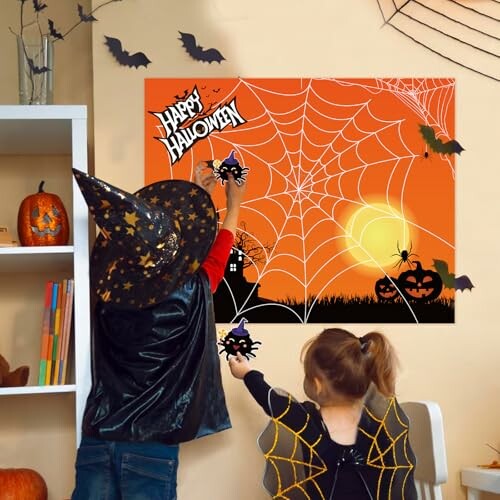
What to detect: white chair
<box><xmin>401</xmin><ymin>401</ymin><xmax>448</xmax><ymax>500</ymax></box>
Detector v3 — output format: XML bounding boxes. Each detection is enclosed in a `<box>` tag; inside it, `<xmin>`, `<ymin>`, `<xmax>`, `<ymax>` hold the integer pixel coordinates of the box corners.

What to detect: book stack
<box><xmin>38</xmin><ymin>279</ymin><xmax>74</xmax><ymax>385</ymax></box>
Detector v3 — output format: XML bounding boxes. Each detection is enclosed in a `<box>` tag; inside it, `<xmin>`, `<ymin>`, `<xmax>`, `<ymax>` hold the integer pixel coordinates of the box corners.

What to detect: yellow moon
<box><xmin>345</xmin><ymin>203</ymin><xmax>413</xmax><ymax>269</ymax></box>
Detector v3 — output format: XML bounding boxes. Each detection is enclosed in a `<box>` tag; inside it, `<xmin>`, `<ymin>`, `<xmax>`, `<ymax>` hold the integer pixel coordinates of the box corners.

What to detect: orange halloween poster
<box><xmin>145</xmin><ymin>78</ymin><xmax>458</xmax><ymax>324</ymax></box>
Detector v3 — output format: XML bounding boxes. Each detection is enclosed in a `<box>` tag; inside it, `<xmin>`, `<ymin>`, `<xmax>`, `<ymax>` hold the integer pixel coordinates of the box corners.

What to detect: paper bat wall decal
<box><xmin>78</xmin><ymin>4</ymin><xmax>98</xmax><ymax>22</ymax></box>
<box><xmin>419</xmin><ymin>125</ymin><xmax>464</xmax><ymax>155</ymax></box>
<box><xmin>433</xmin><ymin>259</ymin><xmax>474</xmax><ymax>291</ymax></box>
<box><xmin>178</xmin><ymin>32</ymin><xmax>225</xmax><ymax>63</ymax></box>
<box><xmin>33</xmin><ymin>0</ymin><xmax>47</xmax><ymax>12</ymax></box>
<box><xmin>104</xmin><ymin>36</ymin><xmax>151</xmax><ymax>69</ymax></box>
<box><xmin>48</xmin><ymin>19</ymin><xmax>64</xmax><ymax>40</ymax></box>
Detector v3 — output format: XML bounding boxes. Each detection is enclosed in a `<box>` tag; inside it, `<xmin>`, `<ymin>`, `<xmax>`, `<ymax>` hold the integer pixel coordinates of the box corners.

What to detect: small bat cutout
<box><xmin>178</xmin><ymin>32</ymin><xmax>225</xmax><ymax>64</ymax></box>
<box><xmin>433</xmin><ymin>259</ymin><xmax>474</xmax><ymax>291</ymax></box>
<box><xmin>48</xmin><ymin>19</ymin><xmax>64</xmax><ymax>40</ymax></box>
<box><xmin>419</xmin><ymin>125</ymin><xmax>464</xmax><ymax>155</ymax></box>
<box><xmin>78</xmin><ymin>4</ymin><xmax>98</xmax><ymax>22</ymax></box>
<box><xmin>33</xmin><ymin>0</ymin><xmax>47</xmax><ymax>12</ymax></box>
<box><xmin>104</xmin><ymin>36</ymin><xmax>151</xmax><ymax>69</ymax></box>
<box><xmin>27</xmin><ymin>57</ymin><xmax>49</xmax><ymax>74</ymax></box>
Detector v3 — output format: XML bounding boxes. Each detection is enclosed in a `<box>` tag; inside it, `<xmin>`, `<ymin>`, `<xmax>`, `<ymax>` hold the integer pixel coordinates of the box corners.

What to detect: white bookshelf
<box><xmin>0</xmin><ymin>105</ymin><xmax>91</xmax><ymax>450</ymax></box>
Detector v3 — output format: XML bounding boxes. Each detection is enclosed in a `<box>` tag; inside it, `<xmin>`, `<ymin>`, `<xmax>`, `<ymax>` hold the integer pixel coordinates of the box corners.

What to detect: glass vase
<box><xmin>17</xmin><ymin>34</ymin><xmax>54</xmax><ymax>105</ymax></box>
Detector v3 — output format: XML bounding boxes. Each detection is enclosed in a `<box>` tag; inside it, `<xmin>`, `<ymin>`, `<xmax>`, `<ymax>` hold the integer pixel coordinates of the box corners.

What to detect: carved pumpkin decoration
<box><xmin>374</xmin><ymin>276</ymin><xmax>399</xmax><ymax>302</ymax></box>
<box><xmin>17</xmin><ymin>181</ymin><xmax>69</xmax><ymax>246</ymax></box>
<box><xmin>0</xmin><ymin>468</ymin><xmax>48</xmax><ymax>500</ymax></box>
<box><xmin>398</xmin><ymin>261</ymin><xmax>443</xmax><ymax>302</ymax></box>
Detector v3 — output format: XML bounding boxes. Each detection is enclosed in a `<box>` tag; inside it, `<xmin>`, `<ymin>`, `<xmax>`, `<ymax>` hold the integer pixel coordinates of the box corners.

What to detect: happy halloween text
<box><xmin>152</xmin><ymin>86</ymin><xmax>246</xmax><ymax>164</ymax></box>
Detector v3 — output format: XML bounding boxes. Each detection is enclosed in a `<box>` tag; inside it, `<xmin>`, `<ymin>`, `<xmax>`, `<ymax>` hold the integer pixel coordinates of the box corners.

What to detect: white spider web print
<box><xmin>376</xmin><ymin>0</ymin><xmax>500</xmax><ymax>82</ymax></box>
<box><xmin>146</xmin><ymin>77</ymin><xmax>457</xmax><ymax>324</ymax></box>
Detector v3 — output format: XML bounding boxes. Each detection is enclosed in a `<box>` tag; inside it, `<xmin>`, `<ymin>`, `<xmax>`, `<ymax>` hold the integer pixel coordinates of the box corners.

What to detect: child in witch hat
<box><xmin>71</xmin><ymin>166</ymin><xmax>246</xmax><ymax>500</ymax></box>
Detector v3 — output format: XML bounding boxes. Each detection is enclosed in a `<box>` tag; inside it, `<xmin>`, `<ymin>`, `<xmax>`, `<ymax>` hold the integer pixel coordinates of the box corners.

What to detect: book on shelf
<box><xmin>59</xmin><ymin>279</ymin><xmax>74</xmax><ymax>385</ymax></box>
<box><xmin>52</xmin><ymin>279</ymin><xmax>67</xmax><ymax>385</ymax></box>
<box><xmin>38</xmin><ymin>279</ymin><xmax>74</xmax><ymax>385</ymax></box>
<box><xmin>38</xmin><ymin>281</ymin><xmax>53</xmax><ymax>385</ymax></box>
<box><xmin>44</xmin><ymin>281</ymin><xmax>59</xmax><ymax>385</ymax></box>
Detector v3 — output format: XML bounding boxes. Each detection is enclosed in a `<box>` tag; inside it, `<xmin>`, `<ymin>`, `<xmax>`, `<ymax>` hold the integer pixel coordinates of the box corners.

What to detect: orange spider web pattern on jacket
<box><xmin>256</xmin><ymin>388</ymin><xmax>416</xmax><ymax>499</ymax></box>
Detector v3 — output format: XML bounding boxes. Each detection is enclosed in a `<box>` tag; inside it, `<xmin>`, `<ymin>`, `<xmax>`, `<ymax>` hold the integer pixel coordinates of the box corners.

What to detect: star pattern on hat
<box><xmin>74</xmin><ymin>169</ymin><xmax>217</xmax><ymax>309</ymax></box>
<box><xmin>139</xmin><ymin>252</ymin><xmax>155</xmax><ymax>268</ymax></box>
<box><xmin>124</xmin><ymin>211</ymin><xmax>139</xmax><ymax>226</ymax></box>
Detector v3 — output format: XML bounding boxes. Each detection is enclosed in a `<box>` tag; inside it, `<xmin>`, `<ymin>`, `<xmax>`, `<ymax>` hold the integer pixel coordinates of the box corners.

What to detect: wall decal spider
<box><xmin>218</xmin><ymin>318</ymin><xmax>261</xmax><ymax>360</ymax></box>
<box><xmin>392</xmin><ymin>241</ymin><xmax>418</xmax><ymax>270</ymax></box>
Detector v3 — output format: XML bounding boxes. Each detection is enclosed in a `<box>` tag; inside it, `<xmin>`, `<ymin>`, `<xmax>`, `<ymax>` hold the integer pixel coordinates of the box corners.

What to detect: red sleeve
<box><xmin>201</xmin><ymin>229</ymin><xmax>235</xmax><ymax>293</ymax></box>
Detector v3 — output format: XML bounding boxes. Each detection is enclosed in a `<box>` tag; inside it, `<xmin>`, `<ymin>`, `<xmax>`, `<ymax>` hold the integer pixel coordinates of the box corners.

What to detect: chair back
<box><xmin>401</xmin><ymin>401</ymin><xmax>448</xmax><ymax>500</ymax></box>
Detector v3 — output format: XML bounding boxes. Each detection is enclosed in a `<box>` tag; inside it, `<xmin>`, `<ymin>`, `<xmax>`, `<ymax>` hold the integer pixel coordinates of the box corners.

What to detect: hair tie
<box><xmin>359</xmin><ymin>336</ymin><xmax>369</xmax><ymax>354</ymax></box>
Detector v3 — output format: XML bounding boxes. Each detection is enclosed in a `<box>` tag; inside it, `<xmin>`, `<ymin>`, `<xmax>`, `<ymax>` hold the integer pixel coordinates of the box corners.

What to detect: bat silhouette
<box><xmin>78</xmin><ymin>4</ymin><xmax>98</xmax><ymax>22</ymax></box>
<box><xmin>178</xmin><ymin>32</ymin><xmax>225</xmax><ymax>64</ymax></box>
<box><xmin>33</xmin><ymin>0</ymin><xmax>47</xmax><ymax>12</ymax></box>
<box><xmin>104</xmin><ymin>36</ymin><xmax>151</xmax><ymax>69</ymax></box>
<box><xmin>419</xmin><ymin>125</ymin><xmax>464</xmax><ymax>155</ymax></box>
<box><xmin>175</xmin><ymin>89</ymin><xmax>189</xmax><ymax>100</ymax></box>
<box><xmin>27</xmin><ymin>57</ymin><xmax>49</xmax><ymax>74</ymax></box>
<box><xmin>433</xmin><ymin>259</ymin><xmax>474</xmax><ymax>291</ymax></box>
<box><xmin>48</xmin><ymin>19</ymin><xmax>64</xmax><ymax>40</ymax></box>
<box><xmin>212</xmin><ymin>88</ymin><xmax>221</xmax><ymax>93</ymax></box>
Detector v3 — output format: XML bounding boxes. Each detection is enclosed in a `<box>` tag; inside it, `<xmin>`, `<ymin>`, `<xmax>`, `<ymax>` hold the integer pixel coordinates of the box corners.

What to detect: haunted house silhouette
<box><xmin>213</xmin><ymin>246</ymin><xmax>262</xmax><ymax>322</ymax></box>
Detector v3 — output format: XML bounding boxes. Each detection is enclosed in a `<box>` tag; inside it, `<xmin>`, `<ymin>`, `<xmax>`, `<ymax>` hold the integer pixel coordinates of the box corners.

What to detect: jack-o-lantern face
<box><xmin>17</xmin><ymin>181</ymin><xmax>69</xmax><ymax>246</ymax></box>
<box><xmin>31</xmin><ymin>205</ymin><xmax>64</xmax><ymax>238</ymax></box>
<box><xmin>375</xmin><ymin>276</ymin><xmax>399</xmax><ymax>302</ymax></box>
<box><xmin>398</xmin><ymin>261</ymin><xmax>443</xmax><ymax>302</ymax></box>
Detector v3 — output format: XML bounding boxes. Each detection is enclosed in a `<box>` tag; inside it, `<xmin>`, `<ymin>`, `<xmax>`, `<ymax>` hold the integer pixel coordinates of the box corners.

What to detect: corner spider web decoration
<box><xmin>375</xmin><ymin>0</ymin><xmax>500</xmax><ymax>82</ymax></box>
<box><xmin>145</xmin><ymin>78</ymin><xmax>457</xmax><ymax>324</ymax></box>
<box><xmin>256</xmin><ymin>387</ymin><xmax>416</xmax><ymax>499</ymax></box>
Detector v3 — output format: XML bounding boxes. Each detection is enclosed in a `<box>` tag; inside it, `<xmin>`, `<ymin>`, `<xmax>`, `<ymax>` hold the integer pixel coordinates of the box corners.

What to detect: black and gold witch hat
<box><xmin>72</xmin><ymin>169</ymin><xmax>217</xmax><ymax>309</ymax></box>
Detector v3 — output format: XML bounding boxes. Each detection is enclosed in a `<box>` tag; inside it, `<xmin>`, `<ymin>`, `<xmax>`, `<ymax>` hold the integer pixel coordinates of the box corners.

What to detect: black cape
<box><xmin>82</xmin><ymin>271</ymin><xmax>231</xmax><ymax>444</ymax></box>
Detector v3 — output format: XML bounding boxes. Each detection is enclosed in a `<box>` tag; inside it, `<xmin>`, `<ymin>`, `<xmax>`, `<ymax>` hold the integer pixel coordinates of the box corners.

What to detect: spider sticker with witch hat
<box><xmin>218</xmin><ymin>318</ymin><xmax>261</xmax><ymax>360</ymax></box>
<box><xmin>206</xmin><ymin>150</ymin><xmax>249</xmax><ymax>186</ymax></box>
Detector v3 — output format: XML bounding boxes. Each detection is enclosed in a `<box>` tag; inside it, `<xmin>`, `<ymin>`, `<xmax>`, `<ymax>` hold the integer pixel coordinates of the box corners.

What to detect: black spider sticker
<box><xmin>218</xmin><ymin>318</ymin><xmax>261</xmax><ymax>360</ymax></box>
<box><xmin>207</xmin><ymin>150</ymin><xmax>249</xmax><ymax>185</ymax></box>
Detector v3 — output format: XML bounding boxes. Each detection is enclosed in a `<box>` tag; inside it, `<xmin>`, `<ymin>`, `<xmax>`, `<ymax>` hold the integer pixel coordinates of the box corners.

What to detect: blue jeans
<box><xmin>71</xmin><ymin>436</ymin><xmax>179</xmax><ymax>500</ymax></box>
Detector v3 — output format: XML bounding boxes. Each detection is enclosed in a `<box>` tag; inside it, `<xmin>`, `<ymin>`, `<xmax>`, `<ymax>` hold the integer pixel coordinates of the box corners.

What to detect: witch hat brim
<box><xmin>73</xmin><ymin>169</ymin><xmax>217</xmax><ymax>309</ymax></box>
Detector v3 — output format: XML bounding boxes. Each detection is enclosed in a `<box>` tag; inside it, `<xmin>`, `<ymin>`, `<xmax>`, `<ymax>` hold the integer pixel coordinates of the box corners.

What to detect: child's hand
<box><xmin>228</xmin><ymin>352</ymin><xmax>252</xmax><ymax>379</ymax></box>
<box><xmin>194</xmin><ymin>163</ymin><xmax>217</xmax><ymax>195</ymax></box>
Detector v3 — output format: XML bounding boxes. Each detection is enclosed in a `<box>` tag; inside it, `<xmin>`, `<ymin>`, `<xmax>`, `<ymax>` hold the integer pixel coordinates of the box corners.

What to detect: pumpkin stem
<box><xmin>414</xmin><ymin>261</ymin><xmax>423</xmax><ymax>271</ymax></box>
<box><xmin>38</xmin><ymin>181</ymin><xmax>45</xmax><ymax>193</ymax></box>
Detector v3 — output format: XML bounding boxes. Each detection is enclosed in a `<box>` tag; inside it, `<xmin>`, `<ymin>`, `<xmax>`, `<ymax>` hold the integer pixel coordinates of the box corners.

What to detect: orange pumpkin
<box><xmin>17</xmin><ymin>181</ymin><xmax>69</xmax><ymax>246</ymax></box>
<box><xmin>0</xmin><ymin>468</ymin><xmax>48</xmax><ymax>500</ymax></box>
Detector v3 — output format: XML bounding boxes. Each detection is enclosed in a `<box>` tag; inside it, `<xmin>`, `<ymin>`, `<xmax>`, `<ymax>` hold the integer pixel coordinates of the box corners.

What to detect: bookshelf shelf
<box><xmin>0</xmin><ymin>104</ymin><xmax>91</xmax><ymax>482</ymax></box>
<box><xmin>0</xmin><ymin>384</ymin><xmax>76</xmax><ymax>396</ymax></box>
<box><xmin>0</xmin><ymin>246</ymin><xmax>74</xmax><ymax>273</ymax></box>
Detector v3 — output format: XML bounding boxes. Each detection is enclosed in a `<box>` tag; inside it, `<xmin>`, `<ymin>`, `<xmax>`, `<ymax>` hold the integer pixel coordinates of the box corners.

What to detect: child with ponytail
<box><xmin>229</xmin><ymin>328</ymin><xmax>417</xmax><ymax>500</ymax></box>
